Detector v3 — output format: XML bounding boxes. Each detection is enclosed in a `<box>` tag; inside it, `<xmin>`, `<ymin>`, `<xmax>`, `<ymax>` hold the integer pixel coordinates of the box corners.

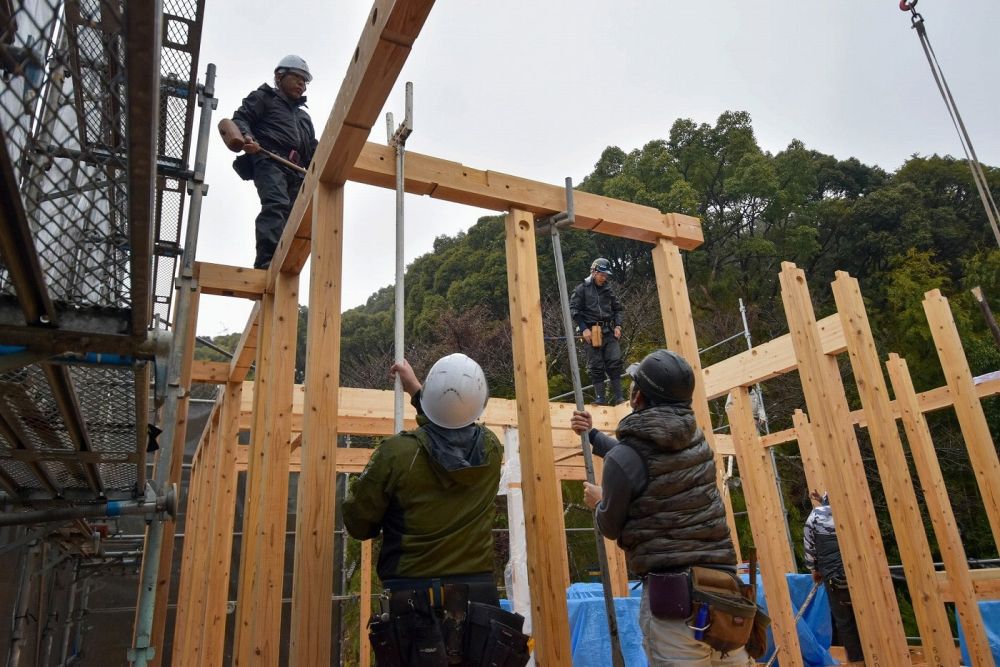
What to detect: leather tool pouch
<box><xmin>745</xmin><ymin>606</ymin><xmax>771</xmax><ymax>659</ymax></box>
<box><xmin>646</xmin><ymin>571</ymin><xmax>692</xmax><ymax>620</ymax></box>
<box><xmin>440</xmin><ymin>583</ymin><xmax>469</xmax><ymax>665</ymax></box>
<box><xmin>385</xmin><ymin>590</ymin><xmax>447</xmax><ymax>666</ymax></box>
<box><xmin>689</xmin><ymin>566</ymin><xmax>758</xmax><ymax>655</ymax></box>
<box><xmin>481</xmin><ymin>619</ymin><xmax>531</xmax><ymax>667</ymax></box>
<box><xmin>232</xmin><ymin>153</ymin><xmax>254</xmax><ymax>181</ymax></box>
<box><xmin>590</xmin><ymin>324</ymin><xmax>603</xmax><ymax>348</ymax></box>
<box><xmin>369</xmin><ymin>613</ymin><xmax>404</xmax><ymax>667</ymax></box>
<box><xmin>465</xmin><ymin>602</ymin><xmax>527</xmax><ymax>666</ymax></box>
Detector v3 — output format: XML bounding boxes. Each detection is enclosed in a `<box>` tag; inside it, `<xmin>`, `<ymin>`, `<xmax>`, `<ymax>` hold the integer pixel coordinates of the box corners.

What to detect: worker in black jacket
<box><xmin>569</xmin><ymin>257</ymin><xmax>624</xmax><ymax>404</ymax></box>
<box><xmin>231</xmin><ymin>55</ymin><xmax>319</xmax><ymax>269</ymax></box>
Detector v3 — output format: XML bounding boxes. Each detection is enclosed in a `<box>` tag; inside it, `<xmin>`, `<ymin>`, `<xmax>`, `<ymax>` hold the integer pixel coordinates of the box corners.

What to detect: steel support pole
<box><xmin>0</xmin><ymin>495</ymin><xmax>172</xmax><ymax>527</ymax></box>
<box><xmin>387</xmin><ymin>83</ymin><xmax>412</xmax><ymax>432</ymax></box>
<box><xmin>58</xmin><ymin>561</ymin><xmax>79</xmax><ymax>667</ymax></box>
<box><xmin>547</xmin><ymin>178</ymin><xmax>625</xmax><ymax>667</ymax></box>
<box><xmin>128</xmin><ymin>63</ymin><xmax>216</xmax><ymax>667</ymax></box>
<box><xmin>6</xmin><ymin>539</ymin><xmax>40</xmax><ymax>667</ymax></box>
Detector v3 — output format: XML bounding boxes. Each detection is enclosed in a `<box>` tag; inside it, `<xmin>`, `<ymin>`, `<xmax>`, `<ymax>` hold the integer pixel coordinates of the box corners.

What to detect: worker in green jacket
<box><xmin>344</xmin><ymin>354</ymin><xmax>529</xmax><ymax>667</ymax></box>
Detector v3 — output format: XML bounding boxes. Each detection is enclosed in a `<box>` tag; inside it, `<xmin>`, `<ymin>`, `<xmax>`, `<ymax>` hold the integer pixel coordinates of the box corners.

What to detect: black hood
<box><xmin>616</xmin><ymin>403</ymin><xmax>698</xmax><ymax>453</ymax></box>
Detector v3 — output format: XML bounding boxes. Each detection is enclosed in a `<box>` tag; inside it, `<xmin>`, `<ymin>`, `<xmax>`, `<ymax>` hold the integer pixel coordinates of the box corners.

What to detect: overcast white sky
<box><xmin>193</xmin><ymin>1</ymin><xmax>1000</xmax><ymax>337</ymax></box>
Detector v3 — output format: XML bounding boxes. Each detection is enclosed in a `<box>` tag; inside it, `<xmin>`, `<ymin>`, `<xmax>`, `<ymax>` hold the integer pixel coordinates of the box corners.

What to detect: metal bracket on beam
<box><xmin>534</xmin><ymin>177</ymin><xmax>576</xmax><ymax>234</ymax></box>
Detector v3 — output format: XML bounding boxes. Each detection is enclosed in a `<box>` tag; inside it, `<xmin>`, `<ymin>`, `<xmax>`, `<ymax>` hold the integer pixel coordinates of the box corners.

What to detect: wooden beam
<box><xmin>504</xmin><ymin>208</ymin><xmax>572</xmax><ymax>665</ymax></box>
<box><xmin>936</xmin><ymin>568</ymin><xmax>1000</xmax><ymax>602</ymax></box>
<box><xmin>267</xmin><ymin>0</ymin><xmax>437</xmax><ymax>285</ymax></box>
<box><xmin>191</xmin><ymin>360</ymin><xmax>230</xmax><ymax>384</ymax></box>
<box><xmin>359</xmin><ymin>539</ymin><xmax>373</xmax><ymax>667</ymax></box>
<box><xmin>791</xmin><ymin>411</ymin><xmax>825</xmax><ymax>496</ymax></box>
<box><xmin>290</xmin><ymin>183</ymin><xmax>344</xmax><ymax>666</ymax></box>
<box><xmin>923</xmin><ymin>289</ymin><xmax>1000</xmax><ymax>550</ymax></box>
<box><xmin>350</xmin><ymin>142</ymin><xmax>703</xmax><ymax>248</ymax></box>
<box><xmin>887</xmin><ymin>354</ymin><xmax>993</xmax><ymax>665</ymax></box>
<box><xmin>229</xmin><ymin>301</ymin><xmax>260</xmax><ymax>382</ymax></box>
<box><xmin>779</xmin><ymin>262</ymin><xmax>910</xmax><ymax>663</ymax></box>
<box><xmin>195</xmin><ymin>261</ymin><xmax>266</xmax><ymax>299</ymax></box>
<box><xmin>728</xmin><ymin>388</ymin><xmax>802</xmax><ymax>667</ymax></box>
<box><xmin>652</xmin><ymin>238</ymin><xmax>740</xmax><ymax>561</ymax></box>
<box><xmin>832</xmin><ymin>272</ymin><xmax>957</xmax><ymax>666</ymax></box>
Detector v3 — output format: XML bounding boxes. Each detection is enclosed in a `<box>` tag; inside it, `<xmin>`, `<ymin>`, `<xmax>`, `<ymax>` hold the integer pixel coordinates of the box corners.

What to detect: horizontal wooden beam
<box><xmin>937</xmin><ymin>567</ymin><xmax>1000</xmax><ymax>601</ymax></box>
<box><xmin>349</xmin><ymin>142</ymin><xmax>703</xmax><ymax>248</ymax></box>
<box><xmin>192</xmin><ymin>360</ymin><xmax>231</xmax><ymax>384</ymax></box>
<box><xmin>195</xmin><ymin>262</ymin><xmax>266</xmax><ymax>300</ymax></box>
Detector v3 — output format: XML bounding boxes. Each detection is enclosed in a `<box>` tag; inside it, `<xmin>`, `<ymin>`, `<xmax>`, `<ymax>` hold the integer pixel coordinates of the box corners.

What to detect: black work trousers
<box><xmin>252</xmin><ymin>154</ymin><xmax>303</xmax><ymax>269</ymax></box>
<box><xmin>825</xmin><ymin>579</ymin><xmax>863</xmax><ymax>662</ymax></box>
<box><xmin>584</xmin><ymin>330</ymin><xmax>622</xmax><ymax>388</ymax></box>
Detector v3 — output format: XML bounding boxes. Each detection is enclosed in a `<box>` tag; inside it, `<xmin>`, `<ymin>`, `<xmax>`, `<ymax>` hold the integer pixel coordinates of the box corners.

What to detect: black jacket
<box><xmin>232</xmin><ymin>84</ymin><xmax>318</xmax><ymax>166</ymax></box>
<box><xmin>569</xmin><ymin>276</ymin><xmax>623</xmax><ymax>333</ymax></box>
<box><xmin>615</xmin><ymin>405</ymin><xmax>737</xmax><ymax>574</ymax></box>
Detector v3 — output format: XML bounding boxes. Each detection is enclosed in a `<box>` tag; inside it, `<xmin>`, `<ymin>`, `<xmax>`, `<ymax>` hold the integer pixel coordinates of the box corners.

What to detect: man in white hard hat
<box><xmin>231</xmin><ymin>55</ymin><xmax>318</xmax><ymax>268</ymax></box>
<box><xmin>344</xmin><ymin>354</ymin><xmax>529</xmax><ymax>667</ymax></box>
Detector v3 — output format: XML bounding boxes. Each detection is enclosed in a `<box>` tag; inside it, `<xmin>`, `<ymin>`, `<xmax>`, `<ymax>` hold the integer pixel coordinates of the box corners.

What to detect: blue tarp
<box><xmin>506</xmin><ymin>574</ymin><xmax>838</xmax><ymax>666</ymax></box>
<box><xmin>957</xmin><ymin>600</ymin><xmax>1000</xmax><ymax>665</ymax></box>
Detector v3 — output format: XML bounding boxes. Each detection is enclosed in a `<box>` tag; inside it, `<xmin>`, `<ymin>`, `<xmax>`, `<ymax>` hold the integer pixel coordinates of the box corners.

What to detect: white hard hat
<box><xmin>275</xmin><ymin>55</ymin><xmax>312</xmax><ymax>82</ymax></box>
<box><xmin>419</xmin><ymin>353</ymin><xmax>489</xmax><ymax>429</ymax></box>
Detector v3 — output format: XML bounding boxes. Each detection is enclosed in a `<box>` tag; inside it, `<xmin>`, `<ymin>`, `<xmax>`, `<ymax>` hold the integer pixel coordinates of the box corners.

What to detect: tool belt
<box><xmin>646</xmin><ymin>566</ymin><xmax>770</xmax><ymax>658</ymax></box>
<box><xmin>369</xmin><ymin>583</ymin><xmax>530</xmax><ymax>667</ymax></box>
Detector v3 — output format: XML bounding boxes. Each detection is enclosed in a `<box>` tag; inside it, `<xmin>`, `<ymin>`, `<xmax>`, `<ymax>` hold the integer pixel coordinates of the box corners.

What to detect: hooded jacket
<box><xmin>569</xmin><ymin>275</ymin><xmax>623</xmax><ymax>334</ymax></box>
<box><xmin>232</xmin><ymin>83</ymin><xmax>318</xmax><ymax>165</ymax></box>
<box><xmin>615</xmin><ymin>404</ymin><xmax>737</xmax><ymax>574</ymax></box>
<box><xmin>343</xmin><ymin>412</ymin><xmax>502</xmax><ymax>581</ymax></box>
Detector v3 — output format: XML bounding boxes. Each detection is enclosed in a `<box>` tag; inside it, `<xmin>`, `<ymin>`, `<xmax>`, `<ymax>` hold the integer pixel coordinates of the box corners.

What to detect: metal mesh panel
<box><xmin>2</xmin><ymin>459</ymin><xmax>41</xmax><ymax>489</ymax></box>
<box><xmin>0</xmin><ymin>365</ymin><xmax>75</xmax><ymax>452</ymax></box>
<box><xmin>70</xmin><ymin>365</ymin><xmax>137</xmax><ymax>453</ymax></box>
<box><xmin>98</xmin><ymin>462</ymin><xmax>137</xmax><ymax>491</ymax></box>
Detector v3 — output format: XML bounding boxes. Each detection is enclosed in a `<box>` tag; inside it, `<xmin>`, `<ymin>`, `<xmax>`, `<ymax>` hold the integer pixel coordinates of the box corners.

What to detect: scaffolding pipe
<box><xmin>0</xmin><ymin>493</ymin><xmax>173</xmax><ymax>527</ymax></box>
<box><xmin>129</xmin><ymin>62</ymin><xmax>216</xmax><ymax>667</ymax></box>
<box><xmin>387</xmin><ymin>82</ymin><xmax>412</xmax><ymax>432</ymax></box>
<box><xmin>6</xmin><ymin>539</ymin><xmax>39</xmax><ymax>667</ymax></box>
<box><xmin>59</xmin><ymin>561</ymin><xmax>79</xmax><ymax>667</ymax></box>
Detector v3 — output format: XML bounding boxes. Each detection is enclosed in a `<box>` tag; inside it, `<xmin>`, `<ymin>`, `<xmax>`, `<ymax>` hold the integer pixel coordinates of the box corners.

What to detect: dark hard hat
<box><xmin>633</xmin><ymin>349</ymin><xmax>695</xmax><ymax>406</ymax></box>
<box><xmin>591</xmin><ymin>258</ymin><xmax>612</xmax><ymax>275</ymax></box>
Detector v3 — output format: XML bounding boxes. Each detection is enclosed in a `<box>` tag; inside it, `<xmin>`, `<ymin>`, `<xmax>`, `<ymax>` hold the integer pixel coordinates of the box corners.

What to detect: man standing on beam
<box><xmin>570</xmin><ymin>257</ymin><xmax>625</xmax><ymax>405</ymax></box>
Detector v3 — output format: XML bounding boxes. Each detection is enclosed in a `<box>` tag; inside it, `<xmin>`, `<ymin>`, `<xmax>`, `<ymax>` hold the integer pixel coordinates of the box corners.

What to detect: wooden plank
<box><xmin>702</xmin><ymin>314</ymin><xmax>846</xmax><ymax>401</ymax></box>
<box><xmin>267</xmin><ymin>0</ymin><xmax>437</xmax><ymax>285</ymax></box>
<box><xmin>229</xmin><ymin>301</ymin><xmax>260</xmax><ymax>382</ymax></box>
<box><xmin>247</xmin><ymin>272</ymin><xmax>299</xmax><ymax>666</ymax></box>
<box><xmin>504</xmin><ymin>208</ymin><xmax>572</xmax><ymax>665</ymax></box>
<box><xmin>195</xmin><ymin>261</ymin><xmax>266</xmax><ymax>299</ymax></box>
<box><xmin>350</xmin><ymin>142</ymin><xmax>703</xmax><ymax>248</ymax></box>
<box><xmin>728</xmin><ymin>388</ymin><xmax>802</xmax><ymax>667</ymax></box>
<box><xmin>832</xmin><ymin>272</ymin><xmax>956</xmax><ymax>666</ymax></box>
<box><xmin>779</xmin><ymin>262</ymin><xmax>910</xmax><ymax>663</ymax></box>
<box><xmin>191</xmin><ymin>359</ymin><xmax>230</xmax><ymax>384</ymax></box>
<box><xmin>923</xmin><ymin>289</ymin><xmax>1000</xmax><ymax>550</ymax></box>
<box><xmin>289</xmin><ymin>184</ymin><xmax>344</xmax><ymax>666</ymax></box>
<box><xmin>359</xmin><ymin>539</ymin><xmax>373</xmax><ymax>667</ymax></box>
<box><xmin>200</xmin><ymin>382</ymin><xmax>244</xmax><ymax>666</ymax></box>
<box><xmin>936</xmin><ymin>568</ymin><xmax>1000</xmax><ymax>602</ymax></box>
<box><xmin>791</xmin><ymin>411</ymin><xmax>825</xmax><ymax>496</ymax></box>
<box><xmin>887</xmin><ymin>354</ymin><xmax>993</xmax><ymax>665</ymax></box>
<box><xmin>652</xmin><ymin>238</ymin><xmax>740</xmax><ymax>561</ymax></box>
<box><xmin>553</xmin><ymin>480</ymin><xmax>571</xmax><ymax>592</ymax></box>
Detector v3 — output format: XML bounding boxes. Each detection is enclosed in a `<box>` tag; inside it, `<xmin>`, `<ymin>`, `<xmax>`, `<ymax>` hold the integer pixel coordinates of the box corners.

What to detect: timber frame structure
<box><xmin>167</xmin><ymin>2</ymin><xmax>1000</xmax><ymax>666</ymax></box>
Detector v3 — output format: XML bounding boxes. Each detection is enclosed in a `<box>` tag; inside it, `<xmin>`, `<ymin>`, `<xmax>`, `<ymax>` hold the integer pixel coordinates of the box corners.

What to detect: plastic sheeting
<box><xmin>957</xmin><ymin>600</ymin><xmax>1000</xmax><ymax>665</ymax></box>
<box><xmin>748</xmin><ymin>574</ymin><xmax>835</xmax><ymax>667</ymax></box>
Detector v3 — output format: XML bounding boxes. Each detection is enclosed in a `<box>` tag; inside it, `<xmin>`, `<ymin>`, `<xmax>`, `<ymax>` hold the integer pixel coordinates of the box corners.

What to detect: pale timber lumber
<box><xmin>923</xmin><ymin>289</ymin><xmax>1000</xmax><ymax>550</ymax></box>
<box><xmin>728</xmin><ymin>389</ymin><xmax>802</xmax><ymax>667</ymax></box>
<box><xmin>266</xmin><ymin>0</ymin><xmax>436</xmax><ymax>288</ymax></box>
<box><xmin>779</xmin><ymin>262</ymin><xmax>910</xmax><ymax>663</ymax></box>
<box><xmin>552</xmin><ymin>481</ymin><xmax>572</xmax><ymax>592</ymax></box>
<box><xmin>702</xmin><ymin>314</ymin><xmax>846</xmax><ymax>401</ymax></box>
<box><xmin>191</xmin><ymin>360</ymin><xmax>230</xmax><ymax>384</ymax></box>
<box><xmin>832</xmin><ymin>272</ymin><xmax>956</xmax><ymax>666</ymax></box>
<box><xmin>234</xmin><ymin>291</ymin><xmax>274</xmax><ymax>666</ymax></box>
<box><xmin>360</xmin><ymin>539</ymin><xmax>373</xmax><ymax>667</ymax></box>
<box><xmin>195</xmin><ymin>261</ymin><xmax>266</xmax><ymax>300</ymax></box>
<box><xmin>290</xmin><ymin>184</ymin><xmax>345</xmax><ymax>666</ymax></box>
<box><xmin>936</xmin><ymin>568</ymin><xmax>1000</xmax><ymax>602</ymax></box>
<box><xmin>229</xmin><ymin>301</ymin><xmax>260</xmax><ymax>382</ymax></box>
<box><xmin>201</xmin><ymin>381</ymin><xmax>244</xmax><ymax>667</ymax></box>
<box><xmin>350</xmin><ymin>142</ymin><xmax>703</xmax><ymax>248</ymax></box>
<box><xmin>504</xmin><ymin>208</ymin><xmax>572</xmax><ymax>665</ymax></box>
<box><xmin>791</xmin><ymin>411</ymin><xmax>826</xmax><ymax>496</ymax></box>
<box><xmin>652</xmin><ymin>238</ymin><xmax>740</xmax><ymax>562</ymax></box>
<box><xmin>139</xmin><ymin>288</ymin><xmax>199</xmax><ymax>667</ymax></box>
<box><xmin>887</xmin><ymin>354</ymin><xmax>993</xmax><ymax>666</ymax></box>
<box><xmin>594</xmin><ymin>456</ymin><xmax>629</xmax><ymax>597</ymax></box>
<box><xmin>247</xmin><ymin>272</ymin><xmax>299</xmax><ymax>665</ymax></box>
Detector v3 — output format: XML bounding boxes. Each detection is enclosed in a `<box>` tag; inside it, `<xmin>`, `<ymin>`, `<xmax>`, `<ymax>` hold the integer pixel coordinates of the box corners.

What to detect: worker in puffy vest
<box><xmin>230</xmin><ymin>55</ymin><xmax>318</xmax><ymax>269</ymax></box>
<box><xmin>344</xmin><ymin>354</ymin><xmax>529</xmax><ymax>667</ymax></box>
<box><xmin>569</xmin><ymin>257</ymin><xmax>625</xmax><ymax>404</ymax></box>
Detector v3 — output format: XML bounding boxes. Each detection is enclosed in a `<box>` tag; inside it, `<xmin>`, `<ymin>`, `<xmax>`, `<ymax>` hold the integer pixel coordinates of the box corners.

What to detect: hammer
<box><xmin>218</xmin><ymin>118</ymin><xmax>307</xmax><ymax>175</ymax></box>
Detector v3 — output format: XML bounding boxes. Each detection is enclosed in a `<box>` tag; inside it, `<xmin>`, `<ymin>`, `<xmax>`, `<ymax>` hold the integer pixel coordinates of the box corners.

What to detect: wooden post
<box><xmin>504</xmin><ymin>208</ymin><xmax>572</xmax><ymax>665</ymax></box>
<box><xmin>832</xmin><ymin>272</ymin><xmax>957</xmax><ymax>666</ymax></box>
<box><xmin>779</xmin><ymin>262</ymin><xmax>910</xmax><ymax>663</ymax></box>
<box><xmin>791</xmin><ymin>410</ymin><xmax>825</xmax><ymax>497</ymax></box>
<box><xmin>728</xmin><ymin>388</ymin><xmax>802</xmax><ymax>667</ymax></box>
<box><xmin>651</xmin><ymin>238</ymin><xmax>741</xmax><ymax>562</ymax></box>
<box><xmin>552</xmin><ymin>481</ymin><xmax>571</xmax><ymax>592</ymax></box>
<box><xmin>923</xmin><ymin>289</ymin><xmax>1000</xmax><ymax>549</ymax></box>
<box><xmin>593</xmin><ymin>456</ymin><xmax>629</xmax><ymax>597</ymax></box>
<box><xmin>359</xmin><ymin>539</ymin><xmax>373</xmax><ymax>667</ymax></box>
<box><xmin>886</xmin><ymin>354</ymin><xmax>993</xmax><ymax>666</ymax></box>
<box><xmin>289</xmin><ymin>184</ymin><xmax>345</xmax><ymax>666</ymax></box>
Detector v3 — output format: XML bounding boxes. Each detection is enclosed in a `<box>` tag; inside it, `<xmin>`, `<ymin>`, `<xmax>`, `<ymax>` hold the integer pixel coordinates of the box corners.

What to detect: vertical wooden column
<box><xmin>923</xmin><ymin>289</ymin><xmax>1000</xmax><ymax>549</ymax></box>
<box><xmin>778</xmin><ymin>262</ymin><xmax>909</xmax><ymax>663</ymax></box>
<box><xmin>728</xmin><ymin>389</ymin><xmax>802</xmax><ymax>667</ymax></box>
<box><xmin>234</xmin><ymin>291</ymin><xmax>274</xmax><ymax>667</ymax></box>
<box><xmin>359</xmin><ymin>539</ymin><xmax>373</xmax><ymax>667</ymax></box>
<box><xmin>201</xmin><ymin>381</ymin><xmax>244</xmax><ymax>667</ymax></box>
<box><xmin>552</xmin><ymin>482</ymin><xmax>571</xmax><ymax>591</ymax></box>
<box><xmin>142</xmin><ymin>288</ymin><xmax>199</xmax><ymax>667</ymax></box>
<box><xmin>791</xmin><ymin>410</ymin><xmax>825</xmax><ymax>496</ymax></box>
<box><xmin>832</xmin><ymin>272</ymin><xmax>956</xmax><ymax>666</ymax></box>
<box><xmin>289</xmin><ymin>184</ymin><xmax>345</xmax><ymax>666</ymax></box>
<box><xmin>172</xmin><ymin>424</ymin><xmax>209</xmax><ymax>665</ymax></box>
<box><xmin>504</xmin><ymin>208</ymin><xmax>572</xmax><ymax>665</ymax></box>
<box><xmin>593</xmin><ymin>456</ymin><xmax>629</xmax><ymax>597</ymax></box>
<box><xmin>651</xmin><ymin>238</ymin><xmax>741</xmax><ymax>561</ymax></box>
<box><xmin>886</xmin><ymin>354</ymin><xmax>993</xmax><ymax>666</ymax></box>
<box><xmin>247</xmin><ymin>270</ymin><xmax>300</xmax><ymax>665</ymax></box>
